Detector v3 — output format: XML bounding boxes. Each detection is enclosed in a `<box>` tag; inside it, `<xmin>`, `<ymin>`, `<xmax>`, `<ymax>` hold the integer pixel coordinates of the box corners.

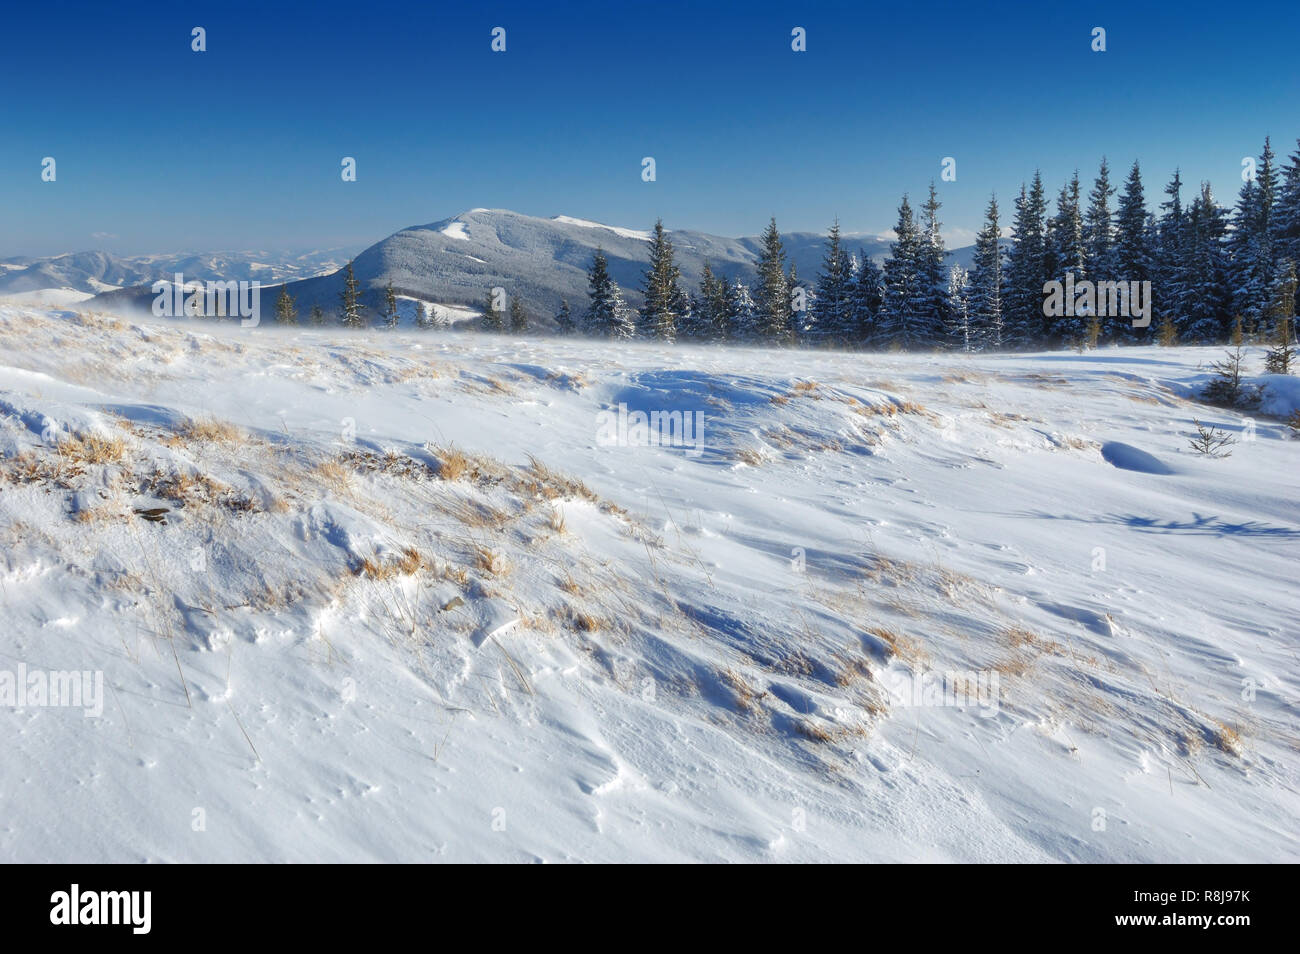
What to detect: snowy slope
<box><xmin>1</xmin><ymin>304</ymin><xmax>1297</xmax><ymax>862</ymax></box>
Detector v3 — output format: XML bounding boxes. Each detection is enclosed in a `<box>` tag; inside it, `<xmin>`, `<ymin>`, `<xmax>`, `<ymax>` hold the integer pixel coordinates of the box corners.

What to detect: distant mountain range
<box><xmin>0</xmin><ymin>248</ymin><xmax>356</xmax><ymax>297</ymax></box>
<box><xmin>23</xmin><ymin>210</ymin><xmax>991</xmax><ymax>328</ymax></box>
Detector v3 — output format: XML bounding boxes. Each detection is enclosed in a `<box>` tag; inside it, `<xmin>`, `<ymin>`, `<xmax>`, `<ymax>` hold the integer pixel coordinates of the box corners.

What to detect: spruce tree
<box><xmin>813</xmin><ymin>221</ymin><xmax>853</xmax><ymax>345</ymax></box>
<box><xmin>509</xmin><ymin>298</ymin><xmax>528</xmax><ymax>333</ymax></box>
<box><xmin>309</xmin><ymin>303</ymin><xmax>325</xmax><ymax>326</ymax></box>
<box><xmin>479</xmin><ymin>289</ymin><xmax>505</xmax><ymax>332</ymax></box>
<box><xmin>1002</xmin><ymin>174</ymin><xmax>1049</xmax><ymax>347</ymax></box>
<box><xmin>914</xmin><ymin>182</ymin><xmax>952</xmax><ymax>344</ymax></box>
<box><xmin>724</xmin><ymin>278</ymin><xmax>758</xmax><ymax>341</ymax></box>
<box><xmin>275</xmin><ymin>285</ymin><xmax>297</xmax><ymax>325</ymax></box>
<box><xmin>1084</xmin><ymin>158</ymin><xmax>1116</xmax><ymax>291</ymax></box>
<box><xmin>339</xmin><ymin>260</ymin><xmax>365</xmax><ymax>328</ymax></box>
<box><xmin>695</xmin><ymin>264</ymin><xmax>729</xmax><ymax>341</ymax></box>
<box><xmin>877</xmin><ymin>196</ymin><xmax>926</xmax><ymax>348</ymax></box>
<box><xmin>1112</xmin><ymin>160</ymin><xmax>1153</xmax><ymax>341</ymax></box>
<box><xmin>1178</xmin><ymin>182</ymin><xmax>1232</xmax><ymax>342</ymax></box>
<box><xmin>1045</xmin><ymin>173</ymin><xmax>1086</xmax><ymax>342</ymax></box>
<box><xmin>850</xmin><ymin>254</ymin><xmax>882</xmax><ymax>345</ymax></box>
<box><xmin>946</xmin><ymin>264</ymin><xmax>971</xmax><ymax>351</ymax></box>
<box><xmin>1153</xmin><ymin>169</ymin><xmax>1187</xmax><ymax>338</ymax></box>
<box><xmin>384</xmin><ymin>280</ymin><xmax>399</xmax><ymax>328</ymax></box>
<box><xmin>753</xmin><ymin>218</ymin><xmax>792</xmax><ymax>341</ymax></box>
<box><xmin>584</xmin><ymin>250</ymin><xmax>635</xmax><ymax>339</ymax></box>
<box><xmin>554</xmin><ymin>299</ymin><xmax>575</xmax><ymax>335</ymax></box>
<box><xmin>967</xmin><ymin>195</ymin><xmax>1004</xmax><ymax>351</ymax></box>
<box><xmin>639</xmin><ymin>219</ymin><xmax>682</xmax><ymax>341</ymax></box>
<box><xmin>1264</xmin><ymin>260</ymin><xmax>1297</xmax><ymax>374</ymax></box>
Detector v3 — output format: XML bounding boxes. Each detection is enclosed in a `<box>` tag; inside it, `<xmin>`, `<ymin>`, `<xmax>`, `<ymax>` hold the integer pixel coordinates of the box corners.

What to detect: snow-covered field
<box><xmin>1</xmin><ymin>304</ymin><xmax>1297</xmax><ymax>863</ymax></box>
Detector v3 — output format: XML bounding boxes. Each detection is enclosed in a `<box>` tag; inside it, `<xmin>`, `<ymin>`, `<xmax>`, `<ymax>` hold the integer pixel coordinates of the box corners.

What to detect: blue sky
<box><xmin>2</xmin><ymin>0</ymin><xmax>1297</xmax><ymax>257</ymax></box>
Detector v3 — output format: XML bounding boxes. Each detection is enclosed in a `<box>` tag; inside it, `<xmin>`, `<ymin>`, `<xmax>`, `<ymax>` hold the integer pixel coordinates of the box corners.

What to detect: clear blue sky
<box><xmin>2</xmin><ymin>0</ymin><xmax>1297</xmax><ymax>257</ymax></box>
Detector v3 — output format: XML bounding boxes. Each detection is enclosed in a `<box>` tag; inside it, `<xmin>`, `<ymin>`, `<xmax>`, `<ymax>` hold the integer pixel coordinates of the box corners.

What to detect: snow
<box><xmin>1</xmin><ymin>304</ymin><xmax>1297</xmax><ymax>862</ymax></box>
<box><xmin>552</xmin><ymin>216</ymin><xmax>652</xmax><ymax>241</ymax></box>
<box><xmin>440</xmin><ymin>221</ymin><xmax>470</xmax><ymax>241</ymax></box>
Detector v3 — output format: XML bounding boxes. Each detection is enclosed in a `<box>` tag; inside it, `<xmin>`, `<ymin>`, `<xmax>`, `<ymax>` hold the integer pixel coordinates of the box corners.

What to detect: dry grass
<box><xmin>473</xmin><ymin>544</ymin><xmax>509</xmax><ymax>576</ymax></box>
<box><xmin>721</xmin><ymin>668</ymin><xmax>767</xmax><ymax>713</ymax></box>
<box><xmin>177</xmin><ymin>417</ymin><xmax>244</xmax><ymax>444</ymax></box>
<box><xmin>356</xmin><ymin>546</ymin><xmax>426</xmax><ymax>580</ymax></box>
<box><xmin>867</xmin><ymin>625</ymin><xmax>929</xmax><ymax>666</ymax></box>
<box><xmin>520</xmin><ymin>454</ymin><xmax>598</xmax><ymax>503</ymax></box>
<box><xmin>731</xmin><ymin>446</ymin><xmax>766</xmax><ymax>466</ymax></box>
<box><xmin>435</xmin><ymin>444</ymin><xmax>472</xmax><ymax>481</ymax></box>
<box><xmin>57</xmin><ymin>433</ymin><xmax>126</xmax><ymax>464</ymax></box>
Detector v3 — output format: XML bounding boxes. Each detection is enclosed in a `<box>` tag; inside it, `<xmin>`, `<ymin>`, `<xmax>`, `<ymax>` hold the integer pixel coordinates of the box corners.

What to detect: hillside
<box><xmin>1</xmin><ymin>304</ymin><xmax>1297</xmax><ymax>862</ymax></box>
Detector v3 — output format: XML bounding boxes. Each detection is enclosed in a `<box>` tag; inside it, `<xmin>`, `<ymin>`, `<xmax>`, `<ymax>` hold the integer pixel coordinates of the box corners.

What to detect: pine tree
<box><xmin>479</xmin><ymin>289</ymin><xmax>505</xmax><ymax>332</ymax></box>
<box><xmin>509</xmin><ymin>298</ymin><xmax>528</xmax><ymax>332</ymax></box>
<box><xmin>1153</xmin><ymin>169</ymin><xmax>1187</xmax><ymax>339</ymax></box>
<box><xmin>1178</xmin><ymin>183</ymin><xmax>1232</xmax><ymax>343</ymax></box>
<box><xmin>309</xmin><ymin>303</ymin><xmax>325</xmax><ymax>326</ymax></box>
<box><xmin>1278</xmin><ymin>138</ymin><xmax>1300</xmax><ymax>316</ymax></box>
<box><xmin>877</xmin><ymin>196</ymin><xmax>927</xmax><ymax>348</ymax></box>
<box><xmin>1112</xmin><ymin>160</ymin><xmax>1152</xmax><ymax>341</ymax></box>
<box><xmin>1002</xmin><ymin>174</ymin><xmax>1049</xmax><ymax>347</ymax></box>
<box><xmin>275</xmin><ymin>285</ymin><xmax>297</xmax><ymax>325</ymax></box>
<box><xmin>1045</xmin><ymin>173</ymin><xmax>1086</xmax><ymax>342</ymax></box>
<box><xmin>946</xmin><ymin>264</ymin><xmax>971</xmax><ymax>351</ymax></box>
<box><xmin>1231</xmin><ymin>138</ymin><xmax>1280</xmax><ymax>337</ymax></box>
<box><xmin>639</xmin><ymin>219</ymin><xmax>682</xmax><ymax>341</ymax></box>
<box><xmin>1264</xmin><ymin>260</ymin><xmax>1297</xmax><ymax>374</ymax></box>
<box><xmin>724</xmin><ymin>278</ymin><xmax>758</xmax><ymax>341</ymax></box>
<box><xmin>788</xmin><ymin>262</ymin><xmax>812</xmax><ymax>340</ymax></box>
<box><xmin>753</xmin><ymin>218</ymin><xmax>792</xmax><ymax>341</ymax></box>
<box><xmin>694</xmin><ymin>264</ymin><xmax>729</xmax><ymax>341</ymax></box>
<box><xmin>812</xmin><ymin>221</ymin><xmax>853</xmax><ymax>346</ymax></box>
<box><xmin>584</xmin><ymin>250</ymin><xmax>635</xmax><ymax>339</ymax></box>
<box><xmin>914</xmin><ymin>182</ymin><xmax>952</xmax><ymax>344</ymax></box>
<box><xmin>1084</xmin><ymin>157</ymin><xmax>1116</xmax><ymax>290</ymax></box>
<box><xmin>554</xmin><ymin>299</ymin><xmax>575</xmax><ymax>335</ymax></box>
<box><xmin>384</xmin><ymin>281</ymin><xmax>399</xmax><ymax>328</ymax></box>
<box><xmin>967</xmin><ymin>195</ymin><xmax>1004</xmax><ymax>351</ymax></box>
<box><xmin>850</xmin><ymin>253</ymin><xmax>882</xmax><ymax>345</ymax></box>
<box><xmin>339</xmin><ymin>260</ymin><xmax>365</xmax><ymax>328</ymax></box>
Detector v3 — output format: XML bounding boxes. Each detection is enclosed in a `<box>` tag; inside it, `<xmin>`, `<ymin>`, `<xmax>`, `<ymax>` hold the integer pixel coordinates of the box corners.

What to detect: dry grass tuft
<box><xmin>57</xmin><ymin>433</ymin><xmax>127</xmax><ymax>464</ymax></box>
<box><xmin>473</xmin><ymin>544</ymin><xmax>509</xmax><ymax>576</ymax></box>
<box><xmin>356</xmin><ymin>546</ymin><xmax>426</xmax><ymax>580</ymax></box>
<box><xmin>177</xmin><ymin>417</ymin><xmax>244</xmax><ymax>444</ymax></box>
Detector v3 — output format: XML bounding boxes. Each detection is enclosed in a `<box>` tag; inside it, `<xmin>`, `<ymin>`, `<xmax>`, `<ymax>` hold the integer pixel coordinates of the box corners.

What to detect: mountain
<box><xmin>86</xmin><ymin>210</ymin><xmax>985</xmax><ymax>326</ymax></box>
<box><xmin>0</xmin><ymin>248</ymin><xmax>357</xmax><ymax>297</ymax></box>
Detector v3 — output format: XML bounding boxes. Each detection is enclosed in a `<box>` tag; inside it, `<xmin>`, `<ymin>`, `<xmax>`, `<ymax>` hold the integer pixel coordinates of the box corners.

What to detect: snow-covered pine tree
<box><xmin>788</xmin><ymin>262</ymin><xmax>813</xmax><ymax>341</ymax></box>
<box><xmin>275</xmin><ymin>285</ymin><xmax>297</xmax><ymax>325</ymax></box>
<box><xmin>554</xmin><ymin>299</ymin><xmax>575</xmax><ymax>335</ymax></box>
<box><xmin>877</xmin><ymin>196</ymin><xmax>927</xmax><ymax>349</ymax></box>
<box><xmin>639</xmin><ymin>219</ymin><xmax>682</xmax><ymax>341</ymax></box>
<box><xmin>967</xmin><ymin>194</ymin><xmax>1004</xmax><ymax>351</ymax></box>
<box><xmin>309</xmin><ymin>303</ymin><xmax>326</xmax><ymax>326</ymax></box>
<box><xmin>1112</xmin><ymin>160</ymin><xmax>1153</xmax><ymax>342</ymax></box>
<box><xmin>753</xmin><ymin>218</ymin><xmax>792</xmax><ymax>342</ymax></box>
<box><xmin>1152</xmin><ymin>169</ymin><xmax>1187</xmax><ymax>340</ymax></box>
<box><xmin>724</xmin><ymin>277</ymin><xmax>758</xmax><ymax>341</ymax></box>
<box><xmin>479</xmin><ymin>288</ymin><xmax>505</xmax><ymax>332</ymax></box>
<box><xmin>1264</xmin><ymin>260</ymin><xmax>1297</xmax><ymax>374</ymax></box>
<box><xmin>1002</xmin><ymin>173</ymin><xmax>1049</xmax><ymax>348</ymax></box>
<box><xmin>509</xmin><ymin>298</ymin><xmax>528</xmax><ymax>332</ymax></box>
<box><xmin>1084</xmin><ymin>157</ymin><xmax>1116</xmax><ymax>298</ymax></box>
<box><xmin>339</xmin><ymin>260</ymin><xmax>365</xmax><ymax>328</ymax></box>
<box><xmin>1045</xmin><ymin>173</ymin><xmax>1086</xmax><ymax>342</ymax></box>
<box><xmin>584</xmin><ymin>249</ymin><xmax>636</xmax><ymax>339</ymax></box>
<box><xmin>1178</xmin><ymin>182</ymin><xmax>1232</xmax><ymax>343</ymax></box>
<box><xmin>914</xmin><ymin>182</ymin><xmax>952</xmax><ymax>344</ymax></box>
<box><xmin>850</xmin><ymin>253</ymin><xmax>882</xmax><ymax>346</ymax></box>
<box><xmin>1278</xmin><ymin>138</ymin><xmax>1300</xmax><ymax>315</ymax></box>
<box><xmin>694</xmin><ymin>264</ymin><xmax>729</xmax><ymax>342</ymax></box>
<box><xmin>384</xmin><ymin>281</ymin><xmax>399</xmax><ymax>328</ymax></box>
<box><xmin>946</xmin><ymin>264</ymin><xmax>971</xmax><ymax>351</ymax></box>
<box><xmin>813</xmin><ymin>221</ymin><xmax>853</xmax><ymax>346</ymax></box>
<box><xmin>1231</xmin><ymin>138</ymin><xmax>1280</xmax><ymax>338</ymax></box>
